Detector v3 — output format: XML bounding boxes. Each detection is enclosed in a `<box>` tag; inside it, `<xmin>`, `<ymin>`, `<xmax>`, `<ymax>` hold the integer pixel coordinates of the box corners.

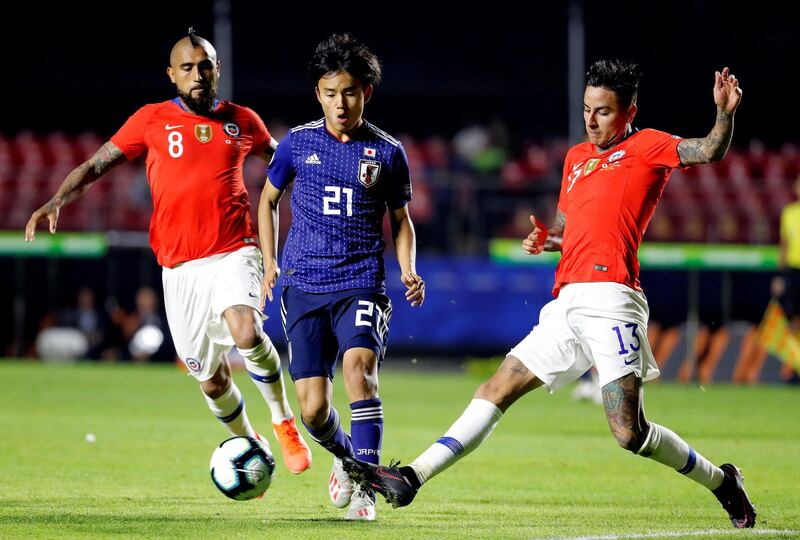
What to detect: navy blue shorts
<box><xmin>281</xmin><ymin>286</ymin><xmax>392</xmax><ymax>381</ymax></box>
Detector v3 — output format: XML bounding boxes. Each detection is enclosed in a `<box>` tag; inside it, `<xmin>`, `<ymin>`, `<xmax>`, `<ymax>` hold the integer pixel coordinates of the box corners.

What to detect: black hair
<box><xmin>187</xmin><ymin>26</ymin><xmax>201</xmax><ymax>47</ymax></box>
<box><xmin>585</xmin><ymin>59</ymin><xmax>642</xmax><ymax>107</ymax></box>
<box><xmin>308</xmin><ymin>33</ymin><xmax>382</xmax><ymax>87</ymax></box>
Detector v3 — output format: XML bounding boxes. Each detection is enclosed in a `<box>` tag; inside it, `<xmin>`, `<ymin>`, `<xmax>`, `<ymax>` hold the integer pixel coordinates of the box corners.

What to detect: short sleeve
<box><xmin>267</xmin><ymin>130</ymin><xmax>294</xmax><ymax>190</ymax></box>
<box><xmin>247</xmin><ymin>108</ymin><xmax>271</xmax><ymax>156</ymax></box>
<box><xmin>557</xmin><ymin>150</ymin><xmax>574</xmax><ymax>214</ymax></box>
<box><xmin>110</xmin><ymin>106</ymin><xmax>152</xmax><ymax>160</ymax></box>
<box><xmin>387</xmin><ymin>144</ymin><xmax>412</xmax><ymax>209</ymax></box>
<box><xmin>638</xmin><ymin>129</ymin><xmax>683</xmax><ymax>169</ymax></box>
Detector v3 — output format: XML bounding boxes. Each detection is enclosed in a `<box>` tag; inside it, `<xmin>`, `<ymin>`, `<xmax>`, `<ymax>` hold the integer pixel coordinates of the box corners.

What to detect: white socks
<box><xmin>203</xmin><ymin>383</ymin><xmax>257</xmax><ymax>438</ymax></box>
<box><xmin>239</xmin><ymin>338</ymin><xmax>293</xmax><ymax>423</ymax></box>
<box><xmin>638</xmin><ymin>422</ymin><xmax>724</xmax><ymax>490</ymax></box>
<box><xmin>410</xmin><ymin>399</ymin><xmax>503</xmax><ymax>484</ymax></box>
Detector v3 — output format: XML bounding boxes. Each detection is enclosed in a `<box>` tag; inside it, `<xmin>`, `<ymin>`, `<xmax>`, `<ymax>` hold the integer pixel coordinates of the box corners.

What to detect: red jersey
<box><xmin>111</xmin><ymin>99</ymin><xmax>271</xmax><ymax>267</ymax></box>
<box><xmin>553</xmin><ymin>128</ymin><xmax>683</xmax><ymax>296</ymax></box>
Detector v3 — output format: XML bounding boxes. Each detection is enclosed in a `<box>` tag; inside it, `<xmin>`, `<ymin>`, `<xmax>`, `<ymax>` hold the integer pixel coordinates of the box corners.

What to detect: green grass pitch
<box><xmin>1</xmin><ymin>360</ymin><xmax>798</xmax><ymax>539</ymax></box>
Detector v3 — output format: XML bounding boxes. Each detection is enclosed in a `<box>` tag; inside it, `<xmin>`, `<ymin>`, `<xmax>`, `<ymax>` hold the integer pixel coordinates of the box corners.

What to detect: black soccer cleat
<box><xmin>342</xmin><ymin>456</ymin><xmax>418</xmax><ymax>508</ymax></box>
<box><xmin>712</xmin><ymin>463</ymin><xmax>757</xmax><ymax>528</ymax></box>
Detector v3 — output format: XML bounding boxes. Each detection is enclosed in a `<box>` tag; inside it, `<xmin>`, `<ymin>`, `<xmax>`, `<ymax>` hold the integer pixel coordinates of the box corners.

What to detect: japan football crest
<box><xmin>194</xmin><ymin>124</ymin><xmax>213</xmax><ymax>143</ymax></box>
<box><xmin>358</xmin><ymin>159</ymin><xmax>381</xmax><ymax>188</ymax></box>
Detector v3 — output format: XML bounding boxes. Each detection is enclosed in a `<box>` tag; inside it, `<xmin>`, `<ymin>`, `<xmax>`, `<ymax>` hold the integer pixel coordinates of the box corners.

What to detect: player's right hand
<box><xmin>24</xmin><ymin>203</ymin><xmax>59</xmax><ymax>242</ymax></box>
<box><xmin>522</xmin><ymin>214</ymin><xmax>548</xmax><ymax>255</ymax></box>
<box><xmin>261</xmin><ymin>263</ymin><xmax>280</xmax><ymax>304</ymax></box>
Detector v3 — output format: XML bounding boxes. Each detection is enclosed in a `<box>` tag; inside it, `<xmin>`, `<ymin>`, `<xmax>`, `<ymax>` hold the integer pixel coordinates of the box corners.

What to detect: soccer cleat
<box><xmin>273</xmin><ymin>417</ymin><xmax>312</xmax><ymax>474</ymax></box>
<box><xmin>329</xmin><ymin>457</ymin><xmax>355</xmax><ymax>508</ymax></box>
<box><xmin>712</xmin><ymin>463</ymin><xmax>757</xmax><ymax>528</ymax></box>
<box><xmin>345</xmin><ymin>486</ymin><xmax>377</xmax><ymax>521</ymax></box>
<box><xmin>342</xmin><ymin>457</ymin><xmax>418</xmax><ymax>508</ymax></box>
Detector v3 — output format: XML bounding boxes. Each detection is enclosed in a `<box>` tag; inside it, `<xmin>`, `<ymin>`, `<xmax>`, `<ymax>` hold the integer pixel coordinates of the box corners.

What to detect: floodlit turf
<box><xmin>1</xmin><ymin>360</ymin><xmax>798</xmax><ymax>539</ymax></box>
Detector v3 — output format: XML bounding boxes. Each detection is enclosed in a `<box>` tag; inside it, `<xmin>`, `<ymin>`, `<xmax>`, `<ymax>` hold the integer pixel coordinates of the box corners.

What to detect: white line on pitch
<box><xmin>554</xmin><ymin>529</ymin><xmax>799</xmax><ymax>540</ymax></box>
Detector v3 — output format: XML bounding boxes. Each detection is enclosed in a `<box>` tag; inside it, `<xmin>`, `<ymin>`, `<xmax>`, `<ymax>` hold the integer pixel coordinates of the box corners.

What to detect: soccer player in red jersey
<box><xmin>344</xmin><ymin>60</ymin><xmax>756</xmax><ymax>529</ymax></box>
<box><xmin>24</xmin><ymin>30</ymin><xmax>311</xmax><ymax>475</ymax></box>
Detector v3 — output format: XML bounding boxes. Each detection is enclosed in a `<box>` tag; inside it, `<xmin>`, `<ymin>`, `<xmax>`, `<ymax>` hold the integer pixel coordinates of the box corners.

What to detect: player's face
<box><xmin>316</xmin><ymin>71</ymin><xmax>373</xmax><ymax>139</ymax></box>
<box><xmin>167</xmin><ymin>44</ymin><xmax>219</xmax><ymax>115</ymax></box>
<box><xmin>583</xmin><ymin>86</ymin><xmax>637</xmax><ymax>151</ymax></box>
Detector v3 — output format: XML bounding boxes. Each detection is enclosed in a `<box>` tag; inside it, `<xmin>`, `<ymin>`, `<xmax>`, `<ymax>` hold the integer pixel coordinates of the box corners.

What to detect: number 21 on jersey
<box><xmin>323</xmin><ymin>186</ymin><xmax>353</xmax><ymax>216</ymax></box>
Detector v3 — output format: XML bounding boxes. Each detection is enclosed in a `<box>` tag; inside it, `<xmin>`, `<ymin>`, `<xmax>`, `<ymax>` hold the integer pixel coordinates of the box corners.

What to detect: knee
<box><xmin>299</xmin><ymin>398</ymin><xmax>330</xmax><ymax>429</ymax></box>
<box><xmin>474</xmin><ymin>377</ymin><xmax>512</xmax><ymax>409</ymax></box>
<box><xmin>231</xmin><ymin>324</ymin><xmax>260</xmax><ymax>350</ymax></box>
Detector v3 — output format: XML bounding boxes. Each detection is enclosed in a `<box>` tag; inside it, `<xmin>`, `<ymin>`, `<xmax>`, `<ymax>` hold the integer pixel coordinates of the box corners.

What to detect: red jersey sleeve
<box><xmin>245</xmin><ymin>107</ymin><xmax>271</xmax><ymax>156</ymax></box>
<box><xmin>110</xmin><ymin>105</ymin><xmax>153</xmax><ymax>160</ymax></box>
<box><xmin>636</xmin><ymin>128</ymin><xmax>683</xmax><ymax>169</ymax></box>
<box><xmin>557</xmin><ymin>148</ymin><xmax>576</xmax><ymax>214</ymax></box>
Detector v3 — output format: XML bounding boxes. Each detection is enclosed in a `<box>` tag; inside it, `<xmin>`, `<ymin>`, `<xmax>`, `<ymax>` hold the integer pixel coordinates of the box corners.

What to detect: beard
<box><xmin>177</xmin><ymin>86</ymin><xmax>216</xmax><ymax>115</ymax></box>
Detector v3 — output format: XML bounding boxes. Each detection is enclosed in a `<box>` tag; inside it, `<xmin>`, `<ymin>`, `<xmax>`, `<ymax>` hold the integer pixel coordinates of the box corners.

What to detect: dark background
<box><xmin>3</xmin><ymin>1</ymin><xmax>797</xmax><ymax>146</ymax></box>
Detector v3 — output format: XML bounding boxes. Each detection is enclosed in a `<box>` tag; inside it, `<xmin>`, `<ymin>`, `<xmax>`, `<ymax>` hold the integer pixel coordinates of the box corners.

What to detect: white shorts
<box><xmin>162</xmin><ymin>246</ymin><xmax>264</xmax><ymax>381</ymax></box>
<box><xmin>508</xmin><ymin>282</ymin><xmax>660</xmax><ymax>393</ymax></box>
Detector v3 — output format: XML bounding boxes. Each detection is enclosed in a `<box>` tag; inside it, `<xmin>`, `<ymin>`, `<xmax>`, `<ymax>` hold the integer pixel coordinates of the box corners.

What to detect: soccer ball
<box><xmin>209</xmin><ymin>436</ymin><xmax>276</xmax><ymax>500</ymax></box>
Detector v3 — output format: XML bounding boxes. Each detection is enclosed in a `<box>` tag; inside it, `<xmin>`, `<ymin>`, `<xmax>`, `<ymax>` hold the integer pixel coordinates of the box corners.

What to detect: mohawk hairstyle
<box><xmin>309</xmin><ymin>33</ymin><xmax>382</xmax><ymax>87</ymax></box>
<box><xmin>188</xmin><ymin>26</ymin><xmax>200</xmax><ymax>47</ymax></box>
<box><xmin>585</xmin><ymin>59</ymin><xmax>642</xmax><ymax>107</ymax></box>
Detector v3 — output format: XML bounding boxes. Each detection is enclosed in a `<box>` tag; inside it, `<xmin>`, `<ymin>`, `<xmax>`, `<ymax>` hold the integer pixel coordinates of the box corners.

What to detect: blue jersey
<box><xmin>267</xmin><ymin>119</ymin><xmax>412</xmax><ymax>293</ymax></box>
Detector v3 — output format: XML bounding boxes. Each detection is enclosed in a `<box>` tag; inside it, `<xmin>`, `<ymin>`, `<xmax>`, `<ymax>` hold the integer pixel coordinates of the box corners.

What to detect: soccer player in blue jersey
<box><xmin>257</xmin><ymin>34</ymin><xmax>424</xmax><ymax>520</ymax></box>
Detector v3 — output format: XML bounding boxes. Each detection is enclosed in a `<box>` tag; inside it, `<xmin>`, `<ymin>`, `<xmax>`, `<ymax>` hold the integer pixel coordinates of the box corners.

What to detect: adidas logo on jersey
<box><xmin>305</xmin><ymin>153</ymin><xmax>322</xmax><ymax>164</ymax></box>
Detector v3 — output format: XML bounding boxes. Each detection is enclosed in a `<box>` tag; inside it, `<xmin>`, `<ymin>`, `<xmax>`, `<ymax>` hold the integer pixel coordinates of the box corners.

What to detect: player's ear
<box><xmin>363</xmin><ymin>84</ymin><xmax>374</xmax><ymax>104</ymax></box>
<box><xmin>167</xmin><ymin>66</ymin><xmax>176</xmax><ymax>84</ymax></box>
<box><xmin>627</xmin><ymin>102</ymin><xmax>638</xmax><ymax>124</ymax></box>
<box><xmin>315</xmin><ymin>84</ymin><xmax>322</xmax><ymax>104</ymax></box>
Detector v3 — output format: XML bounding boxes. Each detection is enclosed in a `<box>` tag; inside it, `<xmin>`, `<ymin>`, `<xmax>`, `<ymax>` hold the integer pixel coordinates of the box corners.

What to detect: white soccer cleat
<box><xmin>345</xmin><ymin>486</ymin><xmax>376</xmax><ymax>521</ymax></box>
<box><xmin>329</xmin><ymin>457</ymin><xmax>354</xmax><ymax>508</ymax></box>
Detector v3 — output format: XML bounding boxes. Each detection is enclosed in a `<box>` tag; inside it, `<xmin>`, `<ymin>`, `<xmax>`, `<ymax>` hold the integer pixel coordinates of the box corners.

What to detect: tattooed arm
<box><xmin>522</xmin><ymin>209</ymin><xmax>566</xmax><ymax>254</ymax></box>
<box><xmin>25</xmin><ymin>141</ymin><xmax>127</xmax><ymax>241</ymax></box>
<box><xmin>677</xmin><ymin>67</ymin><xmax>743</xmax><ymax>166</ymax></box>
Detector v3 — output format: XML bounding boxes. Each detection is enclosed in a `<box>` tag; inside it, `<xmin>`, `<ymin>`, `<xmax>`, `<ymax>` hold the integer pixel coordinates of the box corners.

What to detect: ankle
<box><xmin>400</xmin><ymin>465</ymin><xmax>422</xmax><ymax>490</ymax></box>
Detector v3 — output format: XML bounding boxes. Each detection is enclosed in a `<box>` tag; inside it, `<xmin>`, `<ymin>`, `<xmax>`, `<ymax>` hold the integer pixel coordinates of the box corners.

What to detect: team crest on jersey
<box><xmin>358</xmin><ymin>159</ymin><xmax>382</xmax><ymax>188</ymax></box>
<box><xmin>194</xmin><ymin>124</ymin><xmax>213</xmax><ymax>143</ymax></box>
<box><xmin>223</xmin><ymin>122</ymin><xmax>240</xmax><ymax>137</ymax></box>
<box><xmin>583</xmin><ymin>158</ymin><xmax>601</xmax><ymax>175</ymax></box>
<box><xmin>186</xmin><ymin>357</ymin><xmax>202</xmax><ymax>373</ymax></box>
<box><xmin>608</xmin><ymin>149</ymin><xmax>626</xmax><ymax>163</ymax></box>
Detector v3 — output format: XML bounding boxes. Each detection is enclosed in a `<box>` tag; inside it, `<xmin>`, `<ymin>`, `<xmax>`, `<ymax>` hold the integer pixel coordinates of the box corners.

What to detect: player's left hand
<box><xmin>261</xmin><ymin>263</ymin><xmax>280</xmax><ymax>305</ymax></box>
<box><xmin>401</xmin><ymin>271</ymin><xmax>425</xmax><ymax>308</ymax></box>
<box><xmin>713</xmin><ymin>67</ymin><xmax>742</xmax><ymax>114</ymax></box>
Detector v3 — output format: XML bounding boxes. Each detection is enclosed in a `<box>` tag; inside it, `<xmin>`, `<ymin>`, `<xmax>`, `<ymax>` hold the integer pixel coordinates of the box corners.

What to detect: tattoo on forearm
<box><xmin>677</xmin><ymin>111</ymin><xmax>733</xmax><ymax>165</ymax></box>
<box><xmin>91</xmin><ymin>142</ymin><xmax>124</xmax><ymax>176</ymax></box>
<box><xmin>50</xmin><ymin>142</ymin><xmax>124</xmax><ymax>207</ymax></box>
<box><xmin>544</xmin><ymin>210</ymin><xmax>566</xmax><ymax>251</ymax></box>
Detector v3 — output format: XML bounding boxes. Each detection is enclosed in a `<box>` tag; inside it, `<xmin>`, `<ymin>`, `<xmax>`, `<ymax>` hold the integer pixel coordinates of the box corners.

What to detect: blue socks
<box><xmin>303</xmin><ymin>407</ymin><xmax>354</xmax><ymax>458</ymax></box>
<box><xmin>350</xmin><ymin>398</ymin><xmax>383</xmax><ymax>465</ymax></box>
